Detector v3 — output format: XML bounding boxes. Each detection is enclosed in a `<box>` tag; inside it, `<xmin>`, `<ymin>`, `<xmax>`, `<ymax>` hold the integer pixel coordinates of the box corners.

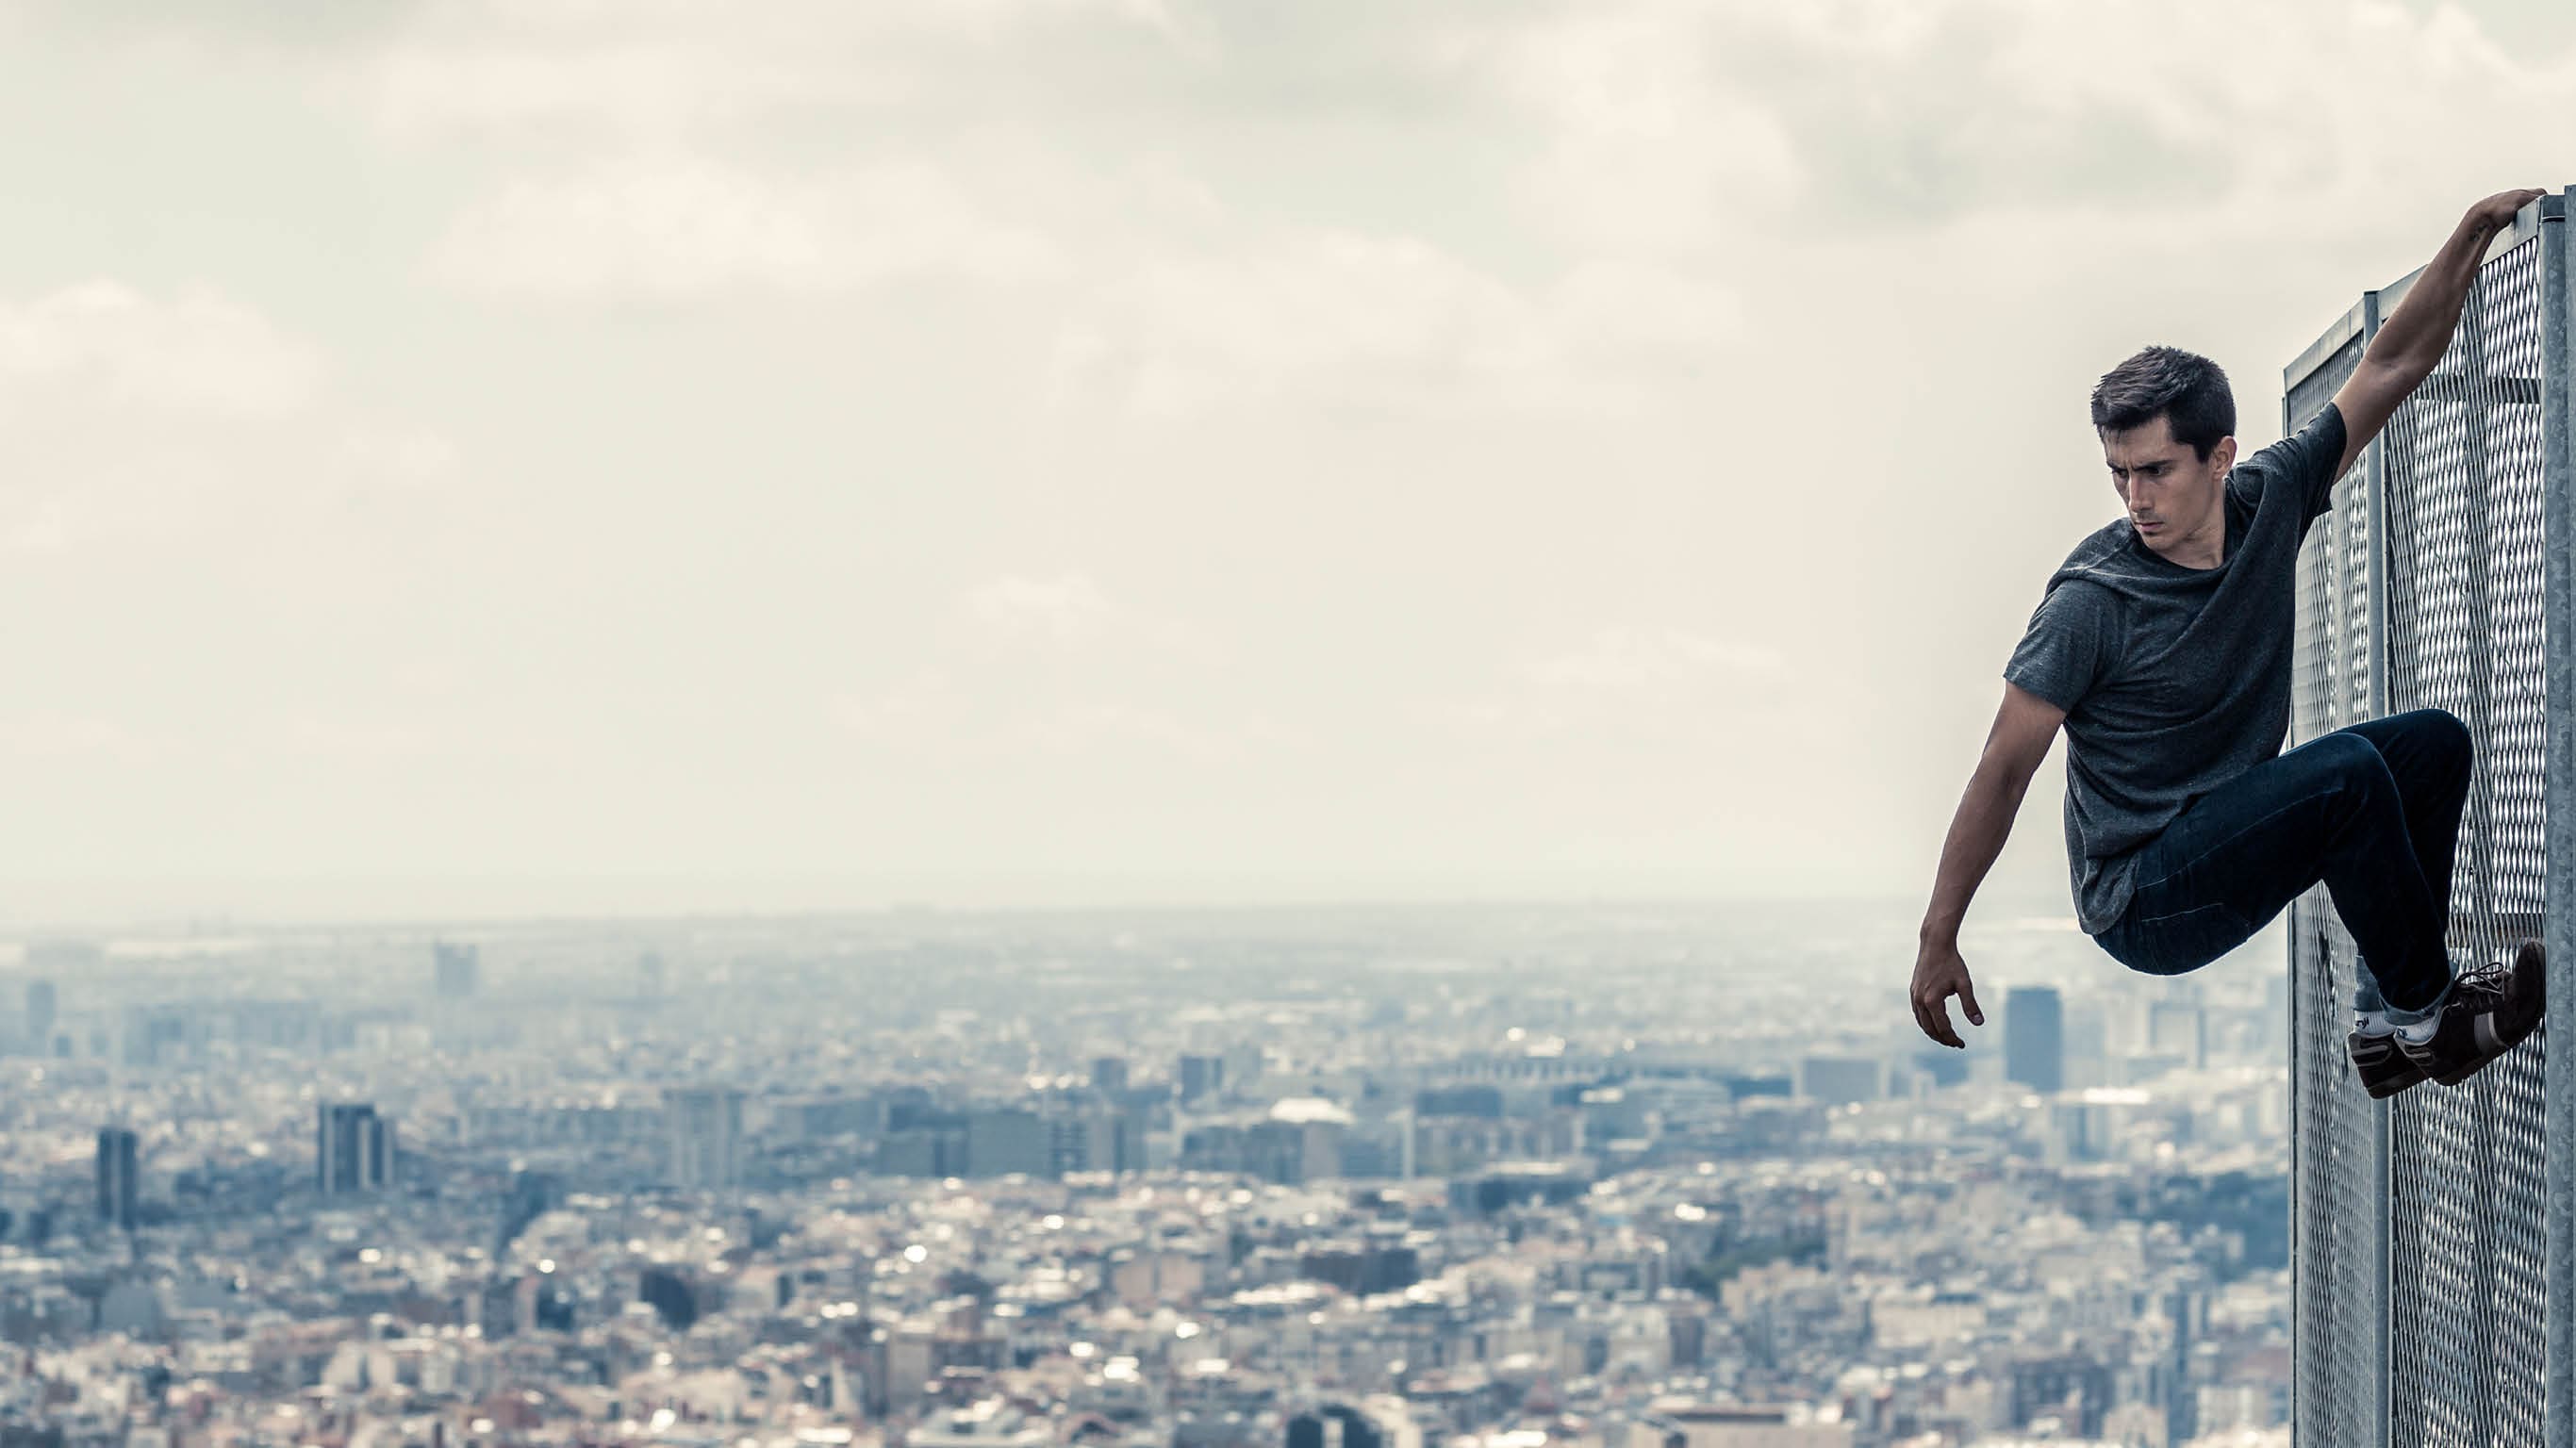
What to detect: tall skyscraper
<box><xmin>317</xmin><ymin>1103</ymin><xmax>396</xmax><ymax>1194</ymax></box>
<box><xmin>667</xmin><ymin>1086</ymin><xmax>747</xmax><ymax>1190</ymax></box>
<box><xmin>25</xmin><ymin>980</ymin><xmax>57</xmax><ymax>1052</ymax></box>
<box><xmin>2005</xmin><ymin>987</ymin><xmax>2065</xmax><ymax>1094</ymax></box>
<box><xmin>1178</xmin><ymin>1053</ymin><xmax>1224</xmax><ymax>1103</ymax></box>
<box><xmin>95</xmin><ymin>1127</ymin><xmax>139</xmax><ymax>1230</ymax></box>
<box><xmin>496</xmin><ymin>1168</ymin><xmax>561</xmax><ymax>1256</ymax></box>
<box><xmin>433</xmin><ymin>941</ymin><xmax>480</xmax><ymax>999</ymax></box>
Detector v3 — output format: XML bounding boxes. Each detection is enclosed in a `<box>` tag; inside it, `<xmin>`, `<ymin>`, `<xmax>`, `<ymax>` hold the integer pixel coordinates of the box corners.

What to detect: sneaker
<box><xmin>2348</xmin><ymin>1022</ymin><xmax>2428</xmax><ymax>1098</ymax></box>
<box><xmin>2398</xmin><ymin>940</ymin><xmax>2547</xmax><ymax>1087</ymax></box>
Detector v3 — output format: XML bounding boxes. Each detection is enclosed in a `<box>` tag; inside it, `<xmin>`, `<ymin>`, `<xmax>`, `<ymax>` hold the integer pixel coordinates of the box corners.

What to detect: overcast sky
<box><xmin>1</xmin><ymin>0</ymin><xmax>2570</xmax><ymax>926</ymax></box>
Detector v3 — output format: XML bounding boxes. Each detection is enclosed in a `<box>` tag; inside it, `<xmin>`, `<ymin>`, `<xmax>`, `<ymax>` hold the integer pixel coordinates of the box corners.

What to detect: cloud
<box><xmin>1049</xmin><ymin>232</ymin><xmax>1742</xmax><ymax>419</ymax></box>
<box><xmin>835</xmin><ymin>572</ymin><xmax>1267</xmax><ymax>763</ymax></box>
<box><xmin>0</xmin><ymin>281</ymin><xmax>323</xmax><ymax>416</ymax></box>
<box><xmin>0</xmin><ymin>282</ymin><xmax>456</xmax><ymax>552</ymax></box>
<box><xmin>1483</xmin><ymin>0</ymin><xmax>2576</xmax><ymax>246</ymax></box>
<box><xmin>966</xmin><ymin>573</ymin><xmax>1122</xmax><ymax>644</ymax></box>
<box><xmin>364</xmin><ymin>0</ymin><xmax>1190</xmax><ymax>140</ymax></box>
<box><xmin>427</xmin><ymin>154</ymin><xmax>1065</xmax><ymax>299</ymax></box>
<box><xmin>1522</xmin><ymin>626</ymin><xmax>1784</xmax><ymax>690</ymax></box>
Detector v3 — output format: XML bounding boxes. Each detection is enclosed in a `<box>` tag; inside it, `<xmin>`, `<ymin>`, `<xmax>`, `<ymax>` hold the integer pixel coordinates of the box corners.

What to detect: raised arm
<box><xmin>1912</xmin><ymin>681</ymin><xmax>2066</xmax><ymax>1048</ymax></box>
<box><xmin>2329</xmin><ymin>188</ymin><xmax>2548</xmax><ymax>481</ymax></box>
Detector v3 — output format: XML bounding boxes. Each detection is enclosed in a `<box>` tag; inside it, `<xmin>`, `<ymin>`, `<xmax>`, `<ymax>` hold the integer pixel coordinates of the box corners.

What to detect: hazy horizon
<box><xmin>6</xmin><ymin>0</ymin><xmax>2571</xmax><ymax>928</ymax></box>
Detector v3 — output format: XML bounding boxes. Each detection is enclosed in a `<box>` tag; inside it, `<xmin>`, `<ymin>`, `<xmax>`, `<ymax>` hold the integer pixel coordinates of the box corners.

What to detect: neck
<box><xmin>2143</xmin><ymin>509</ymin><xmax>2226</xmax><ymax>569</ymax></box>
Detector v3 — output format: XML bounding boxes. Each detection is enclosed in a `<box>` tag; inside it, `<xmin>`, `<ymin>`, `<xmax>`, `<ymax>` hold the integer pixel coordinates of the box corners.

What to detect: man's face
<box><xmin>2102</xmin><ymin>413</ymin><xmax>2233</xmax><ymax>543</ymax></box>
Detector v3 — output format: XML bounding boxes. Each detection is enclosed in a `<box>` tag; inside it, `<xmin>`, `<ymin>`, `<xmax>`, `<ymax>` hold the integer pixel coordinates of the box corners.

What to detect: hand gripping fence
<box><xmin>2287</xmin><ymin>189</ymin><xmax>2574</xmax><ymax>1447</ymax></box>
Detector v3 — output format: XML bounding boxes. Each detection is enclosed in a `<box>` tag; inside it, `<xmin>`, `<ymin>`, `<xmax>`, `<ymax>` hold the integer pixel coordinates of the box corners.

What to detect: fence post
<box><xmin>2541</xmin><ymin>186</ymin><xmax>2571</xmax><ymax>1448</ymax></box>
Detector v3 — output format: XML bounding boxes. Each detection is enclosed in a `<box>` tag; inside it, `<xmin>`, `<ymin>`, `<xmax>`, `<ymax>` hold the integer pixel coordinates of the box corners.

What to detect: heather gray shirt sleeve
<box><xmin>2225</xmin><ymin>402</ymin><xmax>2350</xmax><ymax>523</ymax></box>
<box><xmin>2004</xmin><ymin>579</ymin><xmax>2119</xmax><ymax>713</ymax></box>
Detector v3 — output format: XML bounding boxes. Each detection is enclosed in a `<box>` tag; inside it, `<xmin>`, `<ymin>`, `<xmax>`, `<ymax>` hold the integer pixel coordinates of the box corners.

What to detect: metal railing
<box><xmin>2287</xmin><ymin>189</ymin><xmax>2573</xmax><ymax>1447</ymax></box>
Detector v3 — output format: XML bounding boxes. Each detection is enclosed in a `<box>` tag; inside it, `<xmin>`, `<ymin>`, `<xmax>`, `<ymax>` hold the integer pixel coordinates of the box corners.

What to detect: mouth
<box><xmin>2133</xmin><ymin>518</ymin><xmax>2161</xmax><ymax>532</ymax></box>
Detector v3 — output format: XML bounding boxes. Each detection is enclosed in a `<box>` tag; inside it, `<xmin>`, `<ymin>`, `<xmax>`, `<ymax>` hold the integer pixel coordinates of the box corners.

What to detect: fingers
<box><xmin>1914</xmin><ymin>990</ymin><xmax>1963</xmax><ymax>1049</ymax></box>
<box><xmin>1958</xmin><ymin>979</ymin><xmax>1984</xmax><ymax>1028</ymax></box>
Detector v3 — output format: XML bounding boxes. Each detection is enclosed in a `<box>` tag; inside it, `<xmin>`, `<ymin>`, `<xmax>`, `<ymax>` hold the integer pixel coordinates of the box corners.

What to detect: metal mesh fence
<box><xmin>2287</xmin><ymin>319</ymin><xmax>2386</xmax><ymax>1448</ymax></box>
<box><xmin>2382</xmin><ymin>228</ymin><xmax>2552</xmax><ymax>1448</ymax></box>
<box><xmin>2287</xmin><ymin>195</ymin><xmax>2570</xmax><ymax>1447</ymax></box>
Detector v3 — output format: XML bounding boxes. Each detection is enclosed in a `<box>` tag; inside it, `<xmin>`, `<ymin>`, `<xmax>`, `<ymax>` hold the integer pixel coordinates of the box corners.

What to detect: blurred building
<box><xmin>25</xmin><ymin>979</ymin><xmax>57</xmax><ymax>1052</ymax></box>
<box><xmin>434</xmin><ymin>941</ymin><xmax>481</xmax><ymax>999</ymax></box>
<box><xmin>667</xmin><ymin>1085</ymin><xmax>748</xmax><ymax>1190</ymax></box>
<box><xmin>2006</xmin><ymin>987</ymin><xmax>2065</xmax><ymax>1094</ymax></box>
<box><xmin>317</xmin><ymin>1103</ymin><xmax>395</xmax><ymax>1195</ymax></box>
<box><xmin>95</xmin><ymin>1127</ymin><xmax>139</xmax><ymax>1230</ymax></box>
<box><xmin>1796</xmin><ymin>1056</ymin><xmax>1882</xmax><ymax>1107</ymax></box>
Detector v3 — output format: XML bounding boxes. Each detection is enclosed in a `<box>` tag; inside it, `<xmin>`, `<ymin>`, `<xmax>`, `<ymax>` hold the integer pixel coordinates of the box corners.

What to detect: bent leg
<box><xmin>2094</xmin><ymin>730</ymin><xmax>2454</xmax><ymax>1011</ymax></box>
<box><xmin>2333</xmin><ymin>709</ymin><xmax>2474</xmax><ymax>1013</ymax></box>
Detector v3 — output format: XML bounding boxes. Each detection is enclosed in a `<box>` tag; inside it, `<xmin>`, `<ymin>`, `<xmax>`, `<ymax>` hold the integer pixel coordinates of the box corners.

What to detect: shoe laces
<box><xmin>2450</xmin><ymin>968</ymin><xmax>2514</xmax><ymax>1012</ymax></box>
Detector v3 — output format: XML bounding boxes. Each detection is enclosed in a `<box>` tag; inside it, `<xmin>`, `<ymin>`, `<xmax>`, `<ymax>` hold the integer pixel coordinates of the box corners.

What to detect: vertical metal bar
<box><xmin>2284</xmin><ymin>376</ymin><xmax>2305</xmax><ymax>1448</ymax></box>
<box><xmin>2357</xmin><ymin>284</ymin><xmax>2395</xmax><ymax>1448</ymax></box>
<box><xmin>2541</xmin><ymin>187</ymin><xmax>2573</xmax><ymax>1448</ymax></box>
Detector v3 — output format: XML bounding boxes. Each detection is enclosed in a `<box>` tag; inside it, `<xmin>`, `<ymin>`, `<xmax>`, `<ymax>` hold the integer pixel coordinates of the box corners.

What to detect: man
<box><xmin>1912</xmin><ymin>187</ymin><xmax>2550</xmax><ymax>1096</ymax></box>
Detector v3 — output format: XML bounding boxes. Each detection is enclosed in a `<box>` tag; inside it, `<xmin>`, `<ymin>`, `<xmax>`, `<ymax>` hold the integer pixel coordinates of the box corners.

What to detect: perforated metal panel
<box><xmin>2383</xmin><ymin>228</ymin><xmax>2552</xmax><ymax>1448</ymax></box>
<box><xmin>2287</xmin><ymin>319</ymin><xmax>2387</xmax><ymax>1448</ymax></box>
<box><xmin>2287</xmin><ymin>194</ymin><xmax>2574</xmax><ymax>1447</ymax></box>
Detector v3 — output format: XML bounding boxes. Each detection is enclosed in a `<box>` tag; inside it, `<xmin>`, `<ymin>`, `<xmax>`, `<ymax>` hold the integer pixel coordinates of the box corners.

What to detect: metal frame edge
<box><xmin>2542</xmin><ymin>184</ymin><xmax>2572</xmax><ymax>1448</ymax></box>
<box><xmin>2358</xmin><ymin>282</ymin><xmax>2394</xmax><ymax>1448</ymax></box>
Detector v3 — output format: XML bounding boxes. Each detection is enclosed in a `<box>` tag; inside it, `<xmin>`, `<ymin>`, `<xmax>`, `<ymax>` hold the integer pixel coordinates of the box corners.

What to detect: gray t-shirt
<box><xmin>2005</xmin><ymin>403</ymin><xmax>2350</xmax><ymax>934</ymax></box>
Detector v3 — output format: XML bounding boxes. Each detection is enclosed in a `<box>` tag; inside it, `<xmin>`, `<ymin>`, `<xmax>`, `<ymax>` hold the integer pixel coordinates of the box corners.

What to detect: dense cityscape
<box><xmin>0</xmin><ymin>898</ymin><xmax>2294</xmax><ymax>1448</ymax></box>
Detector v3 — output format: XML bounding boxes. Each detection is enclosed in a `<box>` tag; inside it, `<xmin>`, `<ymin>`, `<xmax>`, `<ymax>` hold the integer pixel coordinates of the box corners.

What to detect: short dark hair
<box><xmin>2090</xmin><ymin>345</ymin><xmax>2235</xmax><ymax>461</ymax></box>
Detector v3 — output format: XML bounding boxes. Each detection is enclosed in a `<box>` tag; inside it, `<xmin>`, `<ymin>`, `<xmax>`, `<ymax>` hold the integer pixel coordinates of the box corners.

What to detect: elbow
<box><xmin>2359</xmin><ymin>349</ymin><xmax>2435</xmax><ymax>394</ymax></box>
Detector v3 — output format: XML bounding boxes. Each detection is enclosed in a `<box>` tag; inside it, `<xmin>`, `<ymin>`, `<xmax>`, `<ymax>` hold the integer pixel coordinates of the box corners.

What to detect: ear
<box><xmin>2210</xmin><ymin>436</ymin><xmax>2238</xmax><ymax>475</ymax></box>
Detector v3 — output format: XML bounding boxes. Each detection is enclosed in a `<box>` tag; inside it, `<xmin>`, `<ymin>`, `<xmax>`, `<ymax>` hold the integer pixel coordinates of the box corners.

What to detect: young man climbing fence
<box><xmin>1913</xmin><ymin>187</ymin><xmax>2551</xmax><ymax>1096</ymax></box>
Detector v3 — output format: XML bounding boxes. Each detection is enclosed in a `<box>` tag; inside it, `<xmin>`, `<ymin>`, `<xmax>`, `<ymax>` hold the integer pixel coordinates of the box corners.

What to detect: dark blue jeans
<box><xmin>2091</xmin><ymin>708</ymin><xmax>2472</xmax><ymax>1014</ymax></box>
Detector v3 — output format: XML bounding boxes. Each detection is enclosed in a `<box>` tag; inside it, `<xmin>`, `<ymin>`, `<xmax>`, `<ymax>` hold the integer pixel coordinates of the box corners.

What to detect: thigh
<box><xmin>2101</xmin><ymin>736</ymin><xmax>2365</xmax><ymax>972</ymax></box>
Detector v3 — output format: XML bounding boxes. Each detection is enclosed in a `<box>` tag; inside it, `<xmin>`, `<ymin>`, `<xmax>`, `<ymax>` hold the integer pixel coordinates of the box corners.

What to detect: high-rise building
<box><xmin>433</xmin><ymin>941</ymin><xmax>480</xmax><ymax>999</ymax></box>
<box><xmin>1178</xmin><ymin>1054</ymin><xmax>1224</xmax><ymax>1103</ymax></box>
<box><xmin>497</xmin><ymin>1168</ymin><xmax>561</xmax><ymax>1256</ymax></box>
<box><xmin>2164</xmin><ymin>1289</ymin><xmax>2200</xmax><ymax>1444</ymax></box>
<box><xmin>1090</xmin><ymin>1057</ymin><xmax>1129</xmax><ymax>1094</ymax></box>
<box><xmin>1796</xmin><ymin>1055</ymin><xmax>1883</xmax><ymax>1106</ymax></box>
<box><xmin>95</xmin><ymin>1127</ymin><xmax>139</xmax><ymax>1230</ymax></box>
<box><xmin>25</xmin><ymin>980</ymin><xmax>57</xmax><ymax>1052</ymax></box>
<box><xmin>2005</xmin><ymin>987</ymin><xmax>2065</xmax><ymax>1094</ymax></box>
<box><xmin>666</xmin><ymin>1086</ymin><xmax>747</xmax><ymax>1190</ymax></box>
<box><xmin>2148</xmin><ymin>1000</ymin><xmax>2208</xmax><ymax>1070</ymax></box>
<box><xmin>317</xmin><ymin>1103</ymin><xmax>395</xmax><ymax>1194</ymax></box>
<box><xmin>965</xmin><ymin>1107</ymin><xmax>1049</xmax><ymax>1178</ymax></box>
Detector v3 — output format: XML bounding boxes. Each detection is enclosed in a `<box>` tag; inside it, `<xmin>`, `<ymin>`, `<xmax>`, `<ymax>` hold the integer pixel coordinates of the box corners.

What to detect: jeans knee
<box><xmin>2419</xmin><ymin>707</ymin><xmax>2474</xmax><ymax>778</ymax></box>
<box><xmin>2315</xmin><ymin>734</ymin><xmax>2398</xmax><ymax>815</ymax></box>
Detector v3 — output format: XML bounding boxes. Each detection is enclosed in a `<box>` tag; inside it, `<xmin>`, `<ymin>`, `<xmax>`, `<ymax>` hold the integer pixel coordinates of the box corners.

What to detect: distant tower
<box><xmin>317</xmin><ymin>1103</ymin><xmax>396</xmax><ymax>1194</ymax></box>
<box><xmin>25</xmin><ymin>980</ymin><xmax>57</xmax><ymax>1051</ymax></box>
<box><xmin>2165</xmin><ymin>1288</ymin><xmax>2200</xmax><ymax>1443</ymax></box>
<box><xmin>433</xmin><ymin>942</ymin><xmax>480</xmax><ymax>999</ymax></box>
<box><xmin>1091</xmin><ymin>1057</ymin><xmax>1130</xmax><ymax>1094</ymax></box>
<box><xmin>1178</xmin><ymin>1053</ymin><xmax>1224</xmax><ymax>1103</ymax></box>
<box><xmin>2005</xmin><ymin>987</ymin><xmax>2065</xmax><ymax>1093</ymax></box>
<box><xmin>667</xmin><ymin>1086</ymin><xmax>747</xmax><ymax>1190</ymax></box>
<box><xmin>95</xmin><ymin>1127</ymin><xmax>140</xmax><ymax>1230</ymax></box>
<box><xmin>496</xmin><ymin>1168</ymin><xmax>560</xmax><ymax>1256</ymax></box>
<box><xmin>637</xmin><ymin>951</ymin><xmax>668</xmax><ymax>999</ymax></box>
<box><xmin>2148</xmin><ymin>999</ymin><xmax>2209</xmax><ymax>1070</ymax></box>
